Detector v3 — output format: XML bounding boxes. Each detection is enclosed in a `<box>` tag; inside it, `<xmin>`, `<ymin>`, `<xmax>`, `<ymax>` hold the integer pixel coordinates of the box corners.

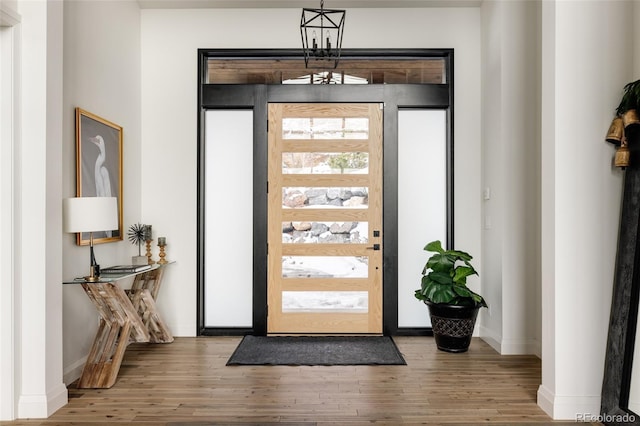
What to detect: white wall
<box><xmin>140</xmin><ymin>6</ymin><xmax>482</xmax><ymax>337</ymax></box>
<box><xmin>13</xmin><ymin>0</ymin><xmax>67</xmax><ymax>418</ymax></box>
<box><xmin>480</xmin><ymin>0</ymin><xmax>503</xmax><ymax>351</ymax></box>
<box><xmin>0</xmin><ymin>3</ymin><xmax>21</xmax><ymax>420</ymax></box>
<box><xmin>480</xmin><ymin>0</ymin><xmax>541</xmax><ymax>355</ymax></box>
<box><xmin>1</xmin><ymin>0</ymin><xmax>144</xmax><ymax>417</ymax></box>
<box><xmin>61</xmin><ymin>0</ymin><xmax>142</xmax><ymax>384</ymax></box>
<box><xmin>537</xmin><ymin>0</ymin><xmax>630</xmax><ymax>420</ymax></box>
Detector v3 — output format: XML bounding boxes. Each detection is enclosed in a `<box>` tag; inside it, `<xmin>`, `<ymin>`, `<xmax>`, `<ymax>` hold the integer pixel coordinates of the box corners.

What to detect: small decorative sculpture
<box><xmin>127</xmin><ymin>223</ymin><xmax>145</xmax><ymax>256</ymax></box>
<box><xmin>128</xmin><ymin>223</ymin><xmax>148</xmax><ymax>265</ymax></box>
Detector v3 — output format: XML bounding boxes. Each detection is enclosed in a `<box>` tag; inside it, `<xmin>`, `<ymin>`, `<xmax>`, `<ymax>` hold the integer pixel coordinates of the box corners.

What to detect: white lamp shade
<box><xmin>63</xmin><ymin>197</ymin><xmax>118</xmax><ymax>233</ymax></box>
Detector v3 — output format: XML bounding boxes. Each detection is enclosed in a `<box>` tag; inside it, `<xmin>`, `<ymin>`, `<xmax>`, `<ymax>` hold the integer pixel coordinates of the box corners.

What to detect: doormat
<box><xmin>226</xmin><ymin>335</ymin><xmax>406</xmax><ymax>366</ymax></box>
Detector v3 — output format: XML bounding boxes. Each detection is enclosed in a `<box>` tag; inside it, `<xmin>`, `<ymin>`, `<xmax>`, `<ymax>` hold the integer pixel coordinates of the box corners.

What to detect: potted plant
<box><xmin>414</xmin><ymin>240</ymin><xmax>487</xmax><ymax>353</ymax></box>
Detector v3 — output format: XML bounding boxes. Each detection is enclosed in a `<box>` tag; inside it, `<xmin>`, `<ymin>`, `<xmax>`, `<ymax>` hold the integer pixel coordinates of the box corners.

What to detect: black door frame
<box><xmin>197</xmin><ymin>48</ymin><xmax>453</xmax><ymax>336</ymax></box>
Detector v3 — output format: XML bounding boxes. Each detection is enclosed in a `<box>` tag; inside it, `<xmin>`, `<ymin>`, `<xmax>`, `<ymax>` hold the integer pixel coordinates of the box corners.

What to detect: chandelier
<box><xmin>300</xmin><ymin>0</ymin><xmax>346</xmax><ymax>69</ymax></box>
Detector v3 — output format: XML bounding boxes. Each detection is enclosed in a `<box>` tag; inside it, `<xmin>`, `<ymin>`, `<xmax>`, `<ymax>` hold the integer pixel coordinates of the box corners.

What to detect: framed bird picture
<box><xmin>75</xmin><ymin>108</ymin><xmax>123</xmax><ymax>246</ymax></box>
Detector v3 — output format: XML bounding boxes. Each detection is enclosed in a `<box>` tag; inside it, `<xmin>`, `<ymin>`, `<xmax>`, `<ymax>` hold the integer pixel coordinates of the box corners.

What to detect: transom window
<box><xmin>206</xmin><ymin>57</ymin><xmax>447</xmax><ymax>85</ymax></box>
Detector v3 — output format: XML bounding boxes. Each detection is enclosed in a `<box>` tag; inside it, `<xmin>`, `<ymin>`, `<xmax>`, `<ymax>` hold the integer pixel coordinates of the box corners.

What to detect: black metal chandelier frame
<box><xmin>300</xmin><ymin>0</ymin><xmax>346</xmax><ymax>69</ymax></box>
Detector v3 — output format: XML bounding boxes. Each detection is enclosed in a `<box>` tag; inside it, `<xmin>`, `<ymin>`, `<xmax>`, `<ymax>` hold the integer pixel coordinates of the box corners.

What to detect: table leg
<box><xmin>128</xmin><ymin>289</ymin><xmax>174</xmax><ymax>343</ymax></box>
<box><xmin>77</xmin><ymin>282</ymin><xmax>150</xmax><ymax>389</ymax></box>
<box><xmin>131</xmin><ymin>267</ymin><xmax>165</xmax><ymax>300</ymax></box>
<box><xmin>77</xmin><ymin>319</ymin><xmax>132</xmax><ymax>388</ymax></box>
<box><xmin>129</xmin><ymin>267</ymin><xmax>173</xmax><ymax>343</ymax></box>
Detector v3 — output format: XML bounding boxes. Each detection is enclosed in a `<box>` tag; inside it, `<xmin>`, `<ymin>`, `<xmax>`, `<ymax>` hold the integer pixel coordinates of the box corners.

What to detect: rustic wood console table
<box><xmin>64</xmin><ymin>262</ymin><xmax>174</xmax><ymax>388</ymax></box>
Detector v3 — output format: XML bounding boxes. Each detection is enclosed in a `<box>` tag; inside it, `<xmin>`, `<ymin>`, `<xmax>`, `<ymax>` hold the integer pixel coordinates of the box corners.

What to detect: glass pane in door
<box><xmin>282</xmin><ymin>187</ymin><xmax>369</xmax><ymax>209</ymax></box>
<box><xmin>282</xmin><ymin>221</ymin><xmax>369</xmax><ymax>244</ymax></box>
<box><xmin>283</xmin><ymin>291</ymin><xmax>369</xmax><ymax>313</ymax></box>
<box><xmin>282</xmin><ymin>256</ymin><xmax>369</xmax><ymax>278</ymax></box>
<box><xmin>282</xmin><ymin>152</ymin><xmax>369</xmax><ymax>174</ymax></box>
<box><xmin>283</xmin><ymin>117</ymin><xmax>369</xmax><ymax>139</ymax></box>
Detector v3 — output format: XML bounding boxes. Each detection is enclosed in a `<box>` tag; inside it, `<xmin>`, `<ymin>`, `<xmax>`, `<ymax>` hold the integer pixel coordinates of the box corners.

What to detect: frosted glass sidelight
<box><xmin>397</xmin><ymin>110</ymin><xmax>447</xmax><ymax>328</ymax></box>
<box><xmin>282</xmin><ymin>291</ymin><xmax>368</xmax><ymax>313</ymax></box>
<box><xmin>282</xmin><ymin>256</ymin><xmax>368</xmax><ymax>278</ymax></box>
<box><xmin>204</xmin><ymin>110</ymin><xmax>253</xmax><ymax>327</ymax></box>
<box><xmin>282</xmin><ymin>118</ymin><xmax>369</xmax><ymax>139</ymax></box>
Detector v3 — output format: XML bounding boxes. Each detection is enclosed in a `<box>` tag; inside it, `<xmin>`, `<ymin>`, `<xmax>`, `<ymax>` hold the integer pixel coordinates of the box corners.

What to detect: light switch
<box><xmin>483</xmin><ymin>187</ymin><xmax>491</xmax><ymax>200</ymax></box>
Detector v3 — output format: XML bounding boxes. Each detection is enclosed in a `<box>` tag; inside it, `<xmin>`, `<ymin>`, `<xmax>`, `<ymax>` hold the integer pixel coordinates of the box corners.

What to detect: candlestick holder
<box><xmin>158</xmin><ymin>243</ymin><xmax>168</xmax><ymax>265</ymax></box>
<box><xmin>145</xmin><ymin>239</ymin><xmax>155</xmax><ymax>264</ymax></box>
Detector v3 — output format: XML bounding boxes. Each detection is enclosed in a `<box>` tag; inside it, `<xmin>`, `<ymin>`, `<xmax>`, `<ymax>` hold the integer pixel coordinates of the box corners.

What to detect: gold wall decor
<box><xmin>606</xmin><ymin>116</ymin><xmax>625</xmax><ymax>146</ymax></box>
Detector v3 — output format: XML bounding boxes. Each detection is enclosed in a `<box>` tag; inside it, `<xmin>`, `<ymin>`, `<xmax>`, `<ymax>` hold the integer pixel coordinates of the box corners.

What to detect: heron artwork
<box><xmin>89</xmin><ymin>135</ymin><xmax>113</xmax><ymax>237</ymax></box>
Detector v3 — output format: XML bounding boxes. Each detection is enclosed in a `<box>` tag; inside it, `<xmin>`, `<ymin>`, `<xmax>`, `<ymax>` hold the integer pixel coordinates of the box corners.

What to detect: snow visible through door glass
<box><xmin>282</xmin><ymin>117</ymin><xmax>369</xmax><ymax>139</ymax></box>
<box><xmin>282</xmin><ymin>256</ymin><xmax>368</xmax><ymax>278</ymax></box>
<box><xmin>282</xmin><ymin>291</ymin><xmax>368</xmax><ymax>313</ymax></box>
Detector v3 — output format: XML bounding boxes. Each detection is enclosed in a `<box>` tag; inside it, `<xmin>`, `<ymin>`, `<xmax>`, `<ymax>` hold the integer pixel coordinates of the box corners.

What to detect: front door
<box><xmin>267</xmin><ymin>103</ymin><xmax>383</xmax><ymax>334</ymax></box>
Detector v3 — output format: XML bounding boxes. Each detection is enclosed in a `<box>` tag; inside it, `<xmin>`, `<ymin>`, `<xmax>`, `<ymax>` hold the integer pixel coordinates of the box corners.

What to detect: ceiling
<box><xmin>137</xmin><ymin>0</ymin><xmax>481</xmax><ymax>9</ymax></box>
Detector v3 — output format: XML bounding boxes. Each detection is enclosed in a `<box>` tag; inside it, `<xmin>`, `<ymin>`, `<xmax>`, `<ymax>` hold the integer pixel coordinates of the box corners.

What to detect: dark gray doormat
<box><xmin>226</xmin><ymin>335</ymin><xmax>406</xmax><ymax>366</ymax></box>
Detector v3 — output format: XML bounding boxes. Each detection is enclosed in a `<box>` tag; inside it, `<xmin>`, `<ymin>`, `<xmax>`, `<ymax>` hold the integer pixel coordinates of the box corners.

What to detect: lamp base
<box><xmin>84</xmin><ymin>264</ymin><xmax>100</xmax><ymax>282</ymax></box>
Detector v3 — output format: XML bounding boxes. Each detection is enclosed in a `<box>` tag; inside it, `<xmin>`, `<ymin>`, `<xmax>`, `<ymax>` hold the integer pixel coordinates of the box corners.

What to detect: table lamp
<box><xmin>63</xmin><ymin>197</ymin><xmax>118</xmax><ymax>281</ymax></box>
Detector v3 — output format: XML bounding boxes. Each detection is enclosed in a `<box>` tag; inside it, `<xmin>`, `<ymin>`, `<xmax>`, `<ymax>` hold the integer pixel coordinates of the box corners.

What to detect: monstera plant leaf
<box><xmin>414</xmin><ymin>240</ymin><xmax>487</xmax><ymax>308</ymax></box>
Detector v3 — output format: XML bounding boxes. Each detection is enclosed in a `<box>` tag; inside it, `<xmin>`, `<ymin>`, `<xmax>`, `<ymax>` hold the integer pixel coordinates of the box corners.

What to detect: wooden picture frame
<box><xmin>75</xmin><ymin>108</ymin><xmax>123</xmax><ymax>245</ymax></box>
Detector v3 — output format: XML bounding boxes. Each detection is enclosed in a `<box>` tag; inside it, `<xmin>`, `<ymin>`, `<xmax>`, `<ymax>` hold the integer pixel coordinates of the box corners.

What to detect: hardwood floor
<box><xmin>1</xmin><ymin>336</ymin><xmax>599</xmax><ymax>425</ymax></box>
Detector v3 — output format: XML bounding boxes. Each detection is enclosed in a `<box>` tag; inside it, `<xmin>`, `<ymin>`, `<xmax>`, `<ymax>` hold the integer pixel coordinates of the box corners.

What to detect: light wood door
<box><xmin>267</xmin><ymin>103</ymin><xmax>383</xmax><ymax>334</ymax></box>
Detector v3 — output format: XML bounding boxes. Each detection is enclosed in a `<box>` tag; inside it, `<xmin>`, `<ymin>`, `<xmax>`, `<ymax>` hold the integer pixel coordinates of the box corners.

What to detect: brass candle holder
<box><xmin>157</xmin><ymin>237</ymin><xmax>168</xmax><ymax>264</ymax></box>
<box><xmin>145</xmin><ymin>239</ymin><xmax>155</xmax><ymax>264</ymax></box>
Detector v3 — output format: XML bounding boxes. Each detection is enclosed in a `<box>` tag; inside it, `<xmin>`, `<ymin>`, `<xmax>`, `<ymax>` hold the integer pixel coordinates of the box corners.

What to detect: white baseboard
<box><xmin>500</xmin><ymin>337</ymin><xmax>540</xmax><ymax>355</ymax></box>
<box><xmin>172</xmin><ymin>323</ymin><xmax>197</xmax><ymax>337</ymax></box>
<box><xmin>63</xmin><ymin>355</ymin><xmax>87</xmax><ymax>387</ymax></box>
<box><xmin>537</xmin><ymin>384</ymin><xmax>601</xmax><ymax>420</ymax></box>
<box><xmin>537</xmin><ymin>384</ymin><xmax>555</xmax><ymax>418</ymax></box>
<box><xmin>479</xmin><ymin>326</ymin><xmax>502</xmax><ymax>353</ymax></box>
<box><xmin>479</xmin><ymin>325</ymin><xmax>540</xmax><ymax>356</ymax></box>
<box><xmin>47</xmin><ymin>384</ymin><xmax>68</xmax><ymax>416</ymax></box>
<box><xmin>17</xmin><ymin>382</ymin><xmax>67</xmax><ymax>419</ymax></box>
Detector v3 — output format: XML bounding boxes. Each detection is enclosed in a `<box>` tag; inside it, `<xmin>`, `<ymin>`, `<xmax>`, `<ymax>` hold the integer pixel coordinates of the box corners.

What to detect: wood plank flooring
<box><xmin>1</xmin><ymin>336</ymin><xmax>599</xmax><ymax>425</ymax></box>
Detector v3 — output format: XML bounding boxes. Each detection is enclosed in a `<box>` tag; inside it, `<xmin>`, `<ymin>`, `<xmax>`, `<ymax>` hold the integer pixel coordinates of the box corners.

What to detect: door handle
<box><xmin>366</xmin><ymin>244</ymin><xmax>380</xmax><ymax>251</ymax></box>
